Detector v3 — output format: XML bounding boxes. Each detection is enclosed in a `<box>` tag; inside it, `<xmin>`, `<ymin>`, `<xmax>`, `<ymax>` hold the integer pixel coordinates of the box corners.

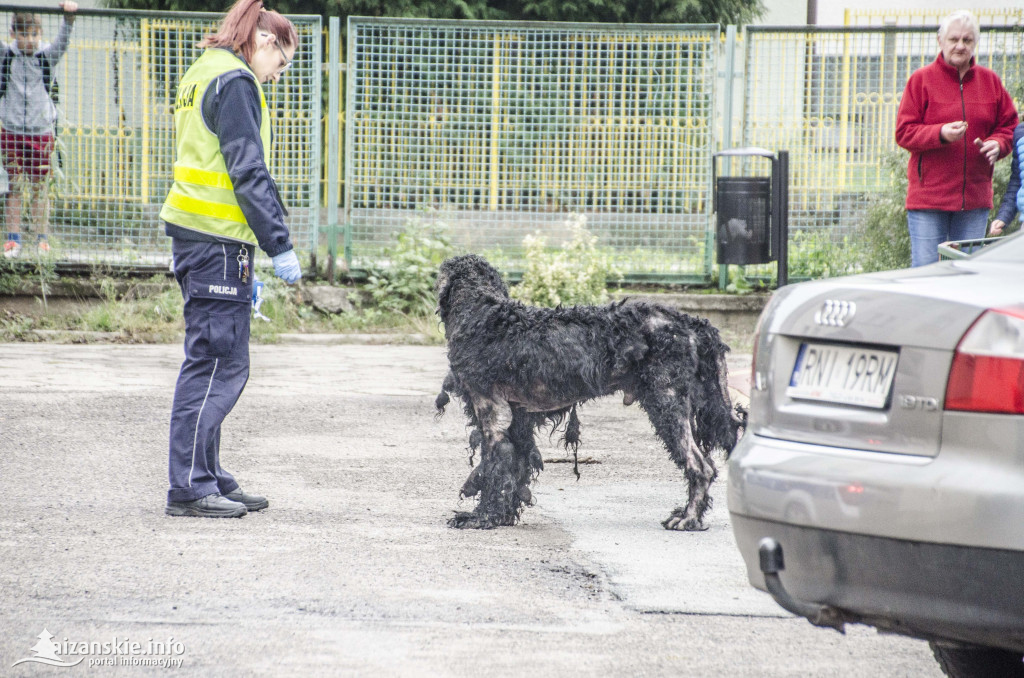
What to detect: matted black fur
<box><xmin>435</xmin><ymin>254</ymin><xmax>745</xmax><ymax>530</ymax></box>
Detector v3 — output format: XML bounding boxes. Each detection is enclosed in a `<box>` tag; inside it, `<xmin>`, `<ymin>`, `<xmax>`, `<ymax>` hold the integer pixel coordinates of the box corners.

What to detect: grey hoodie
<box><xmin>0</xmin><ymin>18</ymin><xmax>73</xmax><ymax>135</ymax></box>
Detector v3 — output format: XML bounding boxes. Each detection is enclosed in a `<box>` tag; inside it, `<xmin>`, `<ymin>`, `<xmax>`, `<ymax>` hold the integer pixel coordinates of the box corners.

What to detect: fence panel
<box><xmin>845</xmin><ymin>8</ymin><xmax>1024</xmax><ymax>27</ymax></box>
<box><xmin>6</xmin><ymin>10</ymin><xmax>1022</xmax><ymax>279</ymax></box>
<box><xmin>740</xmin><ymin>25</ymin><xmax>1024</xmax><ymax>248</ymax></box>
<box><xmin>345</xmin><ymin>18</ymin><xmax>720</xmax><ymax>281</ymax></box>
<box><xmin>0</xmin><ymin>6</ymin><xmax>321</xmax><ymax>269</ymax></box>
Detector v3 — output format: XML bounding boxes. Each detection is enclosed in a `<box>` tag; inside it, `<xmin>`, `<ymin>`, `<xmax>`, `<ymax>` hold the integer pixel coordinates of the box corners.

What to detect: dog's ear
<box><xmin>484</xmin><ymin>265</ymin><xmax>509</xmax><ymax>297</ymax></box>
<box><xmin>435</xmin><ymin>266</ymin><xmax>453</xmax><ymax>318</ymax></box>
<box><xmin>436</xmin><ymin>284</ymin><xmax>451</xmax><ymax>321</ymax></box>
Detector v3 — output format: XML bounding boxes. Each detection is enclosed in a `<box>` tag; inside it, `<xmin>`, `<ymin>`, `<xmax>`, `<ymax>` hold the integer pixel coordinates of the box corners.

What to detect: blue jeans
<box><xmin>907</xmin><ymin>209</ymin><xmax>988</xmax><ymax>267</ymax></box>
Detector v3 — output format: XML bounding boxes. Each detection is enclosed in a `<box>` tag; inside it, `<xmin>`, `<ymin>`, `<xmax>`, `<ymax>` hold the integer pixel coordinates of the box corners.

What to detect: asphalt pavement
<box><xmin>0</xmin><ymin>341</ymin><xmax>941</xmax><ymax>676</ymax></box>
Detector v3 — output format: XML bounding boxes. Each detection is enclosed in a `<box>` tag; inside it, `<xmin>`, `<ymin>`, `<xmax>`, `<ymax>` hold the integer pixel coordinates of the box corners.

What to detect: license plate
<box><xmin>787</xmin><ymin>343</ymin><xmax>899</xmax><ymax>408</ymax></box>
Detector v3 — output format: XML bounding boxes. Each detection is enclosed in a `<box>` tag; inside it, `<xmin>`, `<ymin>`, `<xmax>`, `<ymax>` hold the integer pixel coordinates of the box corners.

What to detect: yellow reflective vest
<box><xmin>160</xmin><ymin>49</ymin><xmax>271</xmax><ymax>244</ymax></box>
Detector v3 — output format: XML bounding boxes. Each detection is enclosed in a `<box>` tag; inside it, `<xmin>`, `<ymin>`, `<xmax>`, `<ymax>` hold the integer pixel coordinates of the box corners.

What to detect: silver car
<box><xmin>728</xmin><ymin>233</ymin><xmax>1024</xmax><ymax>677</ymax></box>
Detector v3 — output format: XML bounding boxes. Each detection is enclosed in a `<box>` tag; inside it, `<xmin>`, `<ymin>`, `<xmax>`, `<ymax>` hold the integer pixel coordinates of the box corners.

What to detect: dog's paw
<box><xmin>459</xmin><ymin>467</ymin><xmax>483</xmax><ymax>498</ymax></box>
<box><xmin>662</xmin><ymin>514</ymin><xmax>709</xmax><ymax>531</ymax></box>
<box><xmin>448</xmin><ymin>510</ymin><xmax>520</xmax><ymax>529</ymax></box>
<box><xmin>517</xmin><ymin>485</ymin><xmax>533</xmax><ymax>505</ymax></box>
<box><xmin>448</xmin><ymin>511</ymin><xmax>496</xmax><ymax>529</ymax></box>
<box><xmin>529</xmin><ymin>448</ymin><xmax>544</xmax><ymax>472</ymax></box>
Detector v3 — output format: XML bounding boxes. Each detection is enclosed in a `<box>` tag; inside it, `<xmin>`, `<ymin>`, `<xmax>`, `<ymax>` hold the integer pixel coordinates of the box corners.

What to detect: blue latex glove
<box><xmin>272</xmin><ymin>250</ymin><xmax>302</xmax><ymax>284</ymax></box>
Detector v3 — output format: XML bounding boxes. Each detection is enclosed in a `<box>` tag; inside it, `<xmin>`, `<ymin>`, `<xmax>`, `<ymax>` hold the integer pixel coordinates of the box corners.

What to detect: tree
<box><xmin>512</xmin><ymin>0</ymin><xmax>763</xmax><ymax>24</ymax></box>
<box><xmin>103</xmin><ymin>0</ymin><xmax>764</xmax><ymax>26</ymax></box>
<box><xmin>103</xmin><ymin>0</ymin><xmax>495</xmax><ymax>20</ymax></box>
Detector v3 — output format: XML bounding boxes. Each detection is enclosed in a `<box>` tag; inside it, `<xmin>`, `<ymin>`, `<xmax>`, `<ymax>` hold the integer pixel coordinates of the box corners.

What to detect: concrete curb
<box><xmin>274</xmin><ymin>332</ymin><xmax>435</xmax><ymax>345</ymax></box>
<box><xmin>23</xmin><ymin>329</ymin><xmax>438</xmax><ymax>346</ymax></box>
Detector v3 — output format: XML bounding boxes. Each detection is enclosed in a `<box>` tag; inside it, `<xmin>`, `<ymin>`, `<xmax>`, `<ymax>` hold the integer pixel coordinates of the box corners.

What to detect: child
<box><xmin>990</xmin><ymin>122</ymin><xmax>1024</xmax><ymax>236</ymax></box>
<box><xmin>0</xmin><ymin>1</ymin><xmax>77</xmax><ymax>259</ymax></box>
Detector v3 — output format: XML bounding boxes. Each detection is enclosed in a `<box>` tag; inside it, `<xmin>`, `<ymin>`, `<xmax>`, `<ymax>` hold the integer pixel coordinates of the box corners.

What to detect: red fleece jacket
<box><xmin>895</xmin><ymin>53</ymin><xmax>1018</xmax><ymax>211</ymax></box>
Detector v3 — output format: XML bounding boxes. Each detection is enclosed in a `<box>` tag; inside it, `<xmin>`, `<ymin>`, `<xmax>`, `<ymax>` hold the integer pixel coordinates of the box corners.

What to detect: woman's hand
<box><xmin>974</xmin><ymin>138</ymin><xmax>1000</xmax><ymax>165</ymax></box>
<box><xmin>272</xmin><ymin>250</ymin><xmax>302</xmax><ymax>284</ymax></box>
<box><xmin>941</xmin><ymin>120</ymin><xmax>968</xmax><ymax>143</ymax></box>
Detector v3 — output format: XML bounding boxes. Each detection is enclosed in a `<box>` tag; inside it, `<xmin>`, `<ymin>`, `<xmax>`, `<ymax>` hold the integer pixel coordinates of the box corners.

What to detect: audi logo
<box><xmin>814</xmin><ymin>300</ymin><xmax>856</xmax><ymax>327</ymax></box>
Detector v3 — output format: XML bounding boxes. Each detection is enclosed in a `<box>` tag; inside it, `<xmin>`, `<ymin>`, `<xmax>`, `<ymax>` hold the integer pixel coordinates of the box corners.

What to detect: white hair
<box><xmin>938</xmin><ymin>10</ymin><xmax>981</xmax><ymax>45</ymax></box>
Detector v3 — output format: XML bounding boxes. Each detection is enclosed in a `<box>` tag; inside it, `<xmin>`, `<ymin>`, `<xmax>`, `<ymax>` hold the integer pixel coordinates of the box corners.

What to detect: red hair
<box><xmin>198</xmin><ymin>0</ymin><xmax>297</xmax><ymax>63</ymax></box>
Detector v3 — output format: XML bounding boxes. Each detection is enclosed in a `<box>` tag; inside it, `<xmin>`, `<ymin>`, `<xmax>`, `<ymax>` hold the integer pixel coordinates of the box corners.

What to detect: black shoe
<box><xmin>224</xmin><ymin>488</ymin><xmax>269</xmax><ymax>512</ymax></box>
<box><xmin>166</xmin><ymin>493</ymin><xmax>247</xmax><ymax>518</ymax></box>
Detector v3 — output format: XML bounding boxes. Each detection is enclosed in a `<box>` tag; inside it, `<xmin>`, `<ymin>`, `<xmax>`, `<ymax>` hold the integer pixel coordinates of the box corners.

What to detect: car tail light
<box><xmin>840</xmin><ymin>482</ymin><xmax>866</xmax><ymax>505</ymax></box>
<box><xmin>945</xmin><ymin>308</ymin><xmax>1024</xmax><ymax>414</ymax></box>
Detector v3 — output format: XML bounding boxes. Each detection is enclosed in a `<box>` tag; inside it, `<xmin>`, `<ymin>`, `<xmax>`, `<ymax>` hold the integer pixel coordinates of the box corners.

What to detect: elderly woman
<box><xmin>895</xmin><ymin>10</ymin><xmax>1018</xmax><ymax>266</ymax></box>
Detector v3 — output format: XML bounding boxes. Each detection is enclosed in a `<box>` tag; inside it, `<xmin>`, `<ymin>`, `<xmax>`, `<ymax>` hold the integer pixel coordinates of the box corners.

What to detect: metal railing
<box><xmin>337</xmin><ymin>18</ymin><xmax>1022</xmax><ymax>283</ymax></box>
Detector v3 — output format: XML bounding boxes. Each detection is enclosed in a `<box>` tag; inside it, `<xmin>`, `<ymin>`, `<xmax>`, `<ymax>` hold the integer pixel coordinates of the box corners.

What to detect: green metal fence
<box><xmin>339</xmin><ymin>18</ymin><xmax>1023</xmax><ymax>283</ymax></box>
<box><xmin>740</xmin><ymin>25</ymin><xmax>1023</xmax><ymax>243</ymax></box>
<box><xmin>3</xmin><ymin>7</ymin><xmax>1023</xmax><ymax>281</ymax></box>
<box><xmin>343</xmin><ymin>17</ymin><xmax>721</xmax><ymax>280</ymax></box>
<box><xmin>0</xmin><ymin>5</ymin><xmax>321</xmax><ymax>269</ymax></box>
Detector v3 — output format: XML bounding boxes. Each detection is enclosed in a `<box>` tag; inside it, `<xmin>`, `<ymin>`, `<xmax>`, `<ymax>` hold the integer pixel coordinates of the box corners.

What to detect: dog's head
<box><xmin>436</xmin><ymin>254</ymin><xmax>509</xmax><ymax>324</ymax></box>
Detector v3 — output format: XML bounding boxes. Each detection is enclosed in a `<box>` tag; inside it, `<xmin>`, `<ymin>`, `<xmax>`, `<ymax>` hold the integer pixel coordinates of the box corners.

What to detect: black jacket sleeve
<box><xmin>202</xmin><ymin>70</ymin><xmax>293</xmax><ymax>258</ymax></box>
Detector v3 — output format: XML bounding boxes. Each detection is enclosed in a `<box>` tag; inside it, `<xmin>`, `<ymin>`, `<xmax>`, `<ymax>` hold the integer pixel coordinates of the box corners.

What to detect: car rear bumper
<box><xmin>727</xmin><ymin>430</ymin><xmax>1024</xmax><ymax>549</ymax></box>
<box><xmin>730</xmin><ymin>513</ymin><xmax>1024</xmax><ymax>652</ymax></box>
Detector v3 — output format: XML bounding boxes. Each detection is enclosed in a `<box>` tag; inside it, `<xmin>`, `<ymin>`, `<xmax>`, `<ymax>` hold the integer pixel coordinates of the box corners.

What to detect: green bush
<box><xmin>511</xmin><ymin>214</ymin><xmax>622</xmax><ymax>307</ymax></box>
<box><xmin>364</xmin><ymin>216</ymin><xmax>455</xmax><ymax>316</ymax></box>
<box><xmin>859</xmin><ymin>149</ymin><xmax>911</xmax><ymax>272</ymax></box>
<box><xmin>788</xmin><ymin>228</ymin><xmax>865</xmax><ymax>279</ymax></box>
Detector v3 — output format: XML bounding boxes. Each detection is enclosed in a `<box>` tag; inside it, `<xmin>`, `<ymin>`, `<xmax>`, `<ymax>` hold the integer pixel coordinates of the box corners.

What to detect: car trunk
<box><xmin>750</xmin><ymin>278</ymin><xmax>985</xmax><ymax>458</ymax></box>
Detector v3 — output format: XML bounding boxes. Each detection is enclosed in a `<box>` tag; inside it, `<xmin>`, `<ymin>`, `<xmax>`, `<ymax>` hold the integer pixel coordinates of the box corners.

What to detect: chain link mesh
<box><xmin>0</xmin><ymin>7</ymin><xmax>320</xmax><ymax>268</ymax></box>
<box><xmin>3</xmin><ymin>10</ymin><xmax>1022</xmax><ymax>280</ymax></box>
<box><xmin>345</xmin><ymin>18</ymin><xmax>720</xmax><ymax>280</ymax></box>
<box><xmin>740</xmin><ymin>25</ymin><xmax>1023</xmax><ymax>257</ymax></box>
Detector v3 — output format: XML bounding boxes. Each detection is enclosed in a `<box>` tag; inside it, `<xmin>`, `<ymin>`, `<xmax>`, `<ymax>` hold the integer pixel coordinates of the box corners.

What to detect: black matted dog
<box><xmin>434</xmin><ymin>254</ymin><xmax>745</xmax><ymax>531</ymax></box>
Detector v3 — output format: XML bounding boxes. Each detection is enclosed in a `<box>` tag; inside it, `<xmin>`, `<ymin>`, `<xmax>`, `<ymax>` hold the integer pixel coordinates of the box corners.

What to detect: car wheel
<box><xmin>930</xmin><ymin>642</ymin><xmax>1024</xmax><ymax>678</ymax></box>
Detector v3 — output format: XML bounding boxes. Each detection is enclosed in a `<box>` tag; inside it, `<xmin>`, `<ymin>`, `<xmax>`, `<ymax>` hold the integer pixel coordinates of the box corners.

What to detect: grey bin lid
<box><xmin>713</xmin><ymin>147</ymin><xmax>776</xmax><ymax>159</ymax></box>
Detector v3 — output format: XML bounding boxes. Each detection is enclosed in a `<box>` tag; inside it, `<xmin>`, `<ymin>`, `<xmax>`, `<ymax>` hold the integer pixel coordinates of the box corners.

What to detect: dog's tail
<box><xmin>725</xmin><ymin>404</ymin><xmax>749</xmax><ymax>459</ymax></box>
<box><xmin>686</xmin><ymin>318</ymin><xmax>745</xmax><ymax>457</ymax></box>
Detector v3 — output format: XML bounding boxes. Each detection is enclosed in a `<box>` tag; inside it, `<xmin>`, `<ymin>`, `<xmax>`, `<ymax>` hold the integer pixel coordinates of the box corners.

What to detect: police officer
<box><xmin>163</xmin><ymin>0</ymin><xmax>301</xmax><ymax>518</ymax></box>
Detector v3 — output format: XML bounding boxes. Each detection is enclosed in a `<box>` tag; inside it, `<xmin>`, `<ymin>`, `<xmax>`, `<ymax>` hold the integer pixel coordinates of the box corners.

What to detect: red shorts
<box><xmin>1</xmin><ymin>130</ymin><xmax>55</xmax><ymax>181</ymax></box>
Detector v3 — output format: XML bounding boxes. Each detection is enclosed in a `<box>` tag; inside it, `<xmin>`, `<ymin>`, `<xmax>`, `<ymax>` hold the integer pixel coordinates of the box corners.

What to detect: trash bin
<box><xmin>715</xmin><ymin>176</ymin><xmax>772</xmax><ymax>265</ymax></box>
<box><xmin>713</xmin><ymin>147</ymin><xmax>790</xmax><ymax>287</ymax></box>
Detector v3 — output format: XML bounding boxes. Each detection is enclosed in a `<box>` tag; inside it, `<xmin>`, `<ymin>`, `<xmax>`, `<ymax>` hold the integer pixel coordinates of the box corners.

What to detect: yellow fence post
<box><xmin>838</xmin><ymin>11</ymin><xmax>853</xmax><ymax>193</ymax></box>
<box><xmin>489</xmin><ymin>33</ymin><xmax>501</xmax><ymax>211</ymax></box>
<box><xmin>140</xmin><ymin>18</ymin><xmax>150</xmax><ymax>203</ymax></box>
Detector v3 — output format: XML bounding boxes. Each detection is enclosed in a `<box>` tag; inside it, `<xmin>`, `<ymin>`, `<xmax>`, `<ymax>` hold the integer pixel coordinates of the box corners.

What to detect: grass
<box><xmin>0</xmin><ymin>273</ymin><xmax>447</xmax><ymax>345</ymax></box>
<box><xmin>0</xmin><ymin>271</ymin><xmax>753</xmax><ymax>352</ymax></box>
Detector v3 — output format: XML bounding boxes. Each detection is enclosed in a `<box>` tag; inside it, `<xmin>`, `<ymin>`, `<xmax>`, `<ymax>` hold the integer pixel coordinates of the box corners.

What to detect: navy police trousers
<box><xmin>167</xmin><ymin>239</ymin><xmax>254</xmax><ymax>503</ymax></box>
